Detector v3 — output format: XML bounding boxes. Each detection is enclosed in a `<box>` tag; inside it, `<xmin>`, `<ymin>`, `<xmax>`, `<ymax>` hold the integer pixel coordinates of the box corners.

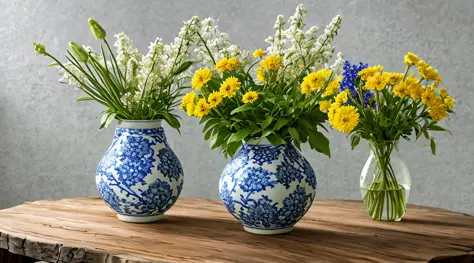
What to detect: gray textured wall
<box><xmin>1</xmin><ymin>0</ymin><xmax>472</xmax><ymax>215</ymax></box>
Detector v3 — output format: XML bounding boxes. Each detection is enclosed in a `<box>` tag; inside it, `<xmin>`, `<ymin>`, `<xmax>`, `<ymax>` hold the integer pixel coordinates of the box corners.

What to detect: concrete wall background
<box><xmin>1</xmin><ymin>0</ymin><xmax>472</xmax><ymax>214</ymax></box>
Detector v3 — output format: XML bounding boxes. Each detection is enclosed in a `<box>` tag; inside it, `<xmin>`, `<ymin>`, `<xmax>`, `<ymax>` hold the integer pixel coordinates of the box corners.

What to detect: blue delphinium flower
<box><xmin>339</xmin><ymin>60</ymin><xmax>376</xmax><ymax>108</ymax></box>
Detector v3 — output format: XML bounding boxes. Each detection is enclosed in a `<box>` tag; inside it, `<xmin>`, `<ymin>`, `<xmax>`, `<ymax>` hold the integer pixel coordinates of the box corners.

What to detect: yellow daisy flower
<box><xmin>191</xmin><ymin>68</ymin><xmax>212</xmax><ymax>91</ymax></box>
<box><xmin>180</xmin><ymin>92</ymin><xmax>197</xmax><ymax>109</ymax></box>
<box><xmin>319</xmin><ymin>100</ymin><xmax>332</xmax><ymax>112</ymax></box>
<box><xmin>257</xmin><ymin>67</ymin><xmax>265</xmax><ymax>82</ymax></box>
<box><xmin>219</xmin><ymin>77</ymin><xmax>240</xmax><ymax>98</ymax></box>
<box><xmin>404</xmin><ymin>52</ymin><xmax>420</xmax><ymax>66</ymax></box>
<box><xmin>208</xmin><ymin>91</ymin><xmax>223</xmax><ymax>108</ymax></box>
<box><xmin>429</xmin><ymin>104</ymin><xmax>448</xmax><ymax>121</ymax></box>
<box><xmin>301</xmin><ymin>80</ymin><xmax>312</xmax><ymax>95</ymax></box>
<box><xmin>260</xmin><ymin>55</ymin><xmax>281</xmax><ymax>71</ymax></box>
<box><xmin>331</xmin><ymin>105</ymin><xmax>360</xmax><ymax>133</ymax></box>
<box><xmin>253</xmin><ymin>49</ymin><xmax>266</xmax><ymax>58</ymax></box>
<box><xmin>365</xmin><ymin>72</ymin><xmax>388</xmax><ymax>91</ymax></box>
<box><xmin>439</xmin><ymin>87</ymin><xmax>448</xmax><ymax>96</ymax></box>
<box><xmin>194</xmin><ymin>98</ymin><xmax>210</xmax><ymax>118</ymax></box>
<box><xmin>444</xmin><ymin>96</ymin><xmax>455</xmax><ymax>110</ymax></box>
<box><xmin>323</xmin><ymin>76</ymin><xmax>342</xmax><ymax>97</ymax></box>
<box><xmin>226</xmin><ymin>57</ymin><xmax>240</xmax><ymax>71</ymax></box>
<box><xmin>186</xmin><ymin>103</ymin><xmax>196</xmax><ymax>116</ymax></box>
<box><xmin>216</xmin><ymin>58</ymin><xmax>228</xmax><ymax>72</ymax></box>
<box><xmin>384</xmin><ymin>72</ymin><xmax>404</xmax><ymax>86</ymax></box>
<box><xmin>417</xmin><ymin>61</ymin><xmax>439</xmax><ymax>80</ymax></box>
<box><xmin>421</xmin><ymin>89</ymin><xmax>437</xmax><ymax>107</ymax></box>
<box><xmin>242</xmin><ymin>91</ymin><xmax>259</xmax><ymax>104</ymax></box>
<box><xmin>358</xmin><ymin>65</ymin><xmax>383</xmax><ymax>81</ymax></box>
<box><xmin>334</xmin><ymin>90</ymin><xmax>349</xmax><ymax>105</ymax></box>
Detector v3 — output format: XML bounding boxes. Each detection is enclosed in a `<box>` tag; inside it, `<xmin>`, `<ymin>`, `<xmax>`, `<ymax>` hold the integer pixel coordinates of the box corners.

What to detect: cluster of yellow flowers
<box><xmin>327</xmin><ymin>52</ymin><xmax>455</xmax><ymax>134</ymax></box>
<box><xmin>181</xmin><ymin>56</ymin><xmax>260</xmax><ymax>118</ymax></box>
<box><xmin>328</xmin><ymin>90</ymin><xmax>360</xmax><ymax>133</ymax></box>
<box><xmin>216</xmin><ymin>57</ymin><xmax>241</xmax><ymax>72</ymax></box>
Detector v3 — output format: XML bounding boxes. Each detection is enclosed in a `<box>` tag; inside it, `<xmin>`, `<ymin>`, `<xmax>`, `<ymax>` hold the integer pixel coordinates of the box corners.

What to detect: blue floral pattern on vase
<box><xmin>219</xmin><ymin>141</ymin><xmax>317</xmax><ymax>232</ymax></box>
<box><xmin>96</xmin><ymin>122</ymin><xmax>183</xmax><ymax>218</ymax></box>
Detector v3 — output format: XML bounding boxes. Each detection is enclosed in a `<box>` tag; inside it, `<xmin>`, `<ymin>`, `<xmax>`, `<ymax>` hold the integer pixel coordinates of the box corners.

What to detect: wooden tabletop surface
<box><xmin>0</xmin><ymin>198</ymin><xmax>473</xmax><ymax>263</ymax></box>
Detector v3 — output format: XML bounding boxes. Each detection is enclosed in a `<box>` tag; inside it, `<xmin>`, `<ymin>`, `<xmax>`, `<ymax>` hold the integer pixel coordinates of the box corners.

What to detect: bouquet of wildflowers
<box><xmin>34</xmin><ymin>17</ymin><xmax>199</xmax><ymax>129</ymax></box>
<box><xmin>327</xmin><ymin>52</ymin><xmax>455</xmax><ymax>220</ymax></box>
<box><xmin>181</xmin><ymin>5</ymin><xmax>343</xmax><ymax>157</ymax></box>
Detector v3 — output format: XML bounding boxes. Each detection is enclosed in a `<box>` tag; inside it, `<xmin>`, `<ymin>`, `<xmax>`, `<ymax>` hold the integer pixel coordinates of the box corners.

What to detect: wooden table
<box><xmin>0</xmin><ymin>198</ymin><xmax>473</xmax><ymax>263</ymax></box>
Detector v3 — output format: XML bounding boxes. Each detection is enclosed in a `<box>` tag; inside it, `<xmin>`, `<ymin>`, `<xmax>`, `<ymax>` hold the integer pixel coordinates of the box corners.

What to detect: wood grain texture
<box><xmin>0</xmin><ymin>198</ymin><xmax>472</xmax><ymax>263</ymax></box>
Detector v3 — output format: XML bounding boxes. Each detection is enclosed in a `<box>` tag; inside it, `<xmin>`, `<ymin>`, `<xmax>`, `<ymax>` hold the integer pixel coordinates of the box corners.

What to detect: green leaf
<box><xmin>273</xmin><ymin>118</ymin><xmax>289</xmax><ymax>131</ymax></box>
<box><xmin>430</xmin><ymin>138</ymin><xmax>436</xmax><ymax>155</ymax></box>
<box><xmin>267</xmin><ymin>133</ymin><xmax>286</xmax><ymax>145</ymax></box>
<box><xmin>261</xmin><ymin>116</ymin><xmax>274</xmax><ymax>130</ymax></box>
<box><xmin>350</xmin><ymin>134</ymin><xmax>360</xmax><ymax>150</ymax></box>
<box><xmin>308</xmin><ymin>130</ymin><xmax>331</xmax><ymax>157</ymax></box>
<box><xmin>428</xmin><ymin>124</ymin><xmax>452</xmax><ymax>135</ymax></box>
<box><xmin>231</xmin><ymin>104</ymin><xmax>253</xmax><ymax>115</ymax></box>
<box><xmin>288</xmin><ymin>127</ymin><xmax>301</xmax><ymax>150</ymax></box>
<box><xmin>204</xmin><ymin>128</ymin><xmax>213</xmax><ymax>141</ymax></box>
<box><xmin>163</xmin><ymin>114</ymin><xmax>181</xmax><ymax>130</ymax></box>
<box><xmin>210</xmin><ymin>132</ymin><xmax>227</xmax><ymax>150</ymax></box>
<box><xmin>199</xmin><ymin>115</ymin><xmax>210</xmax><ymax>124</ymax></box>
<box><xmin>202</xmin><ymin>119</ymin><xmax>221</xmax><ymax>133</ymax></box>
<box><xmin>423</xmin><ymin>130</ymin><xmax>430</xmax><ymax>140</ymax></box>
<box><xmin>260</xmin><ymin>130</ymin><xmax>273</xmax><ymax>138</ymax></box>
<box><xmin>171</xmin><ymin>61</ymin><xmax>193</xmax><ymax>76</ymax></box>
<box><xmin>76</xmin><ymin>97</ymin><xmax>94</xmax><ymax>102</ymax></box>
<box><xmin>226</xmin><ymin>141</ymin><xmax>242</xmax><ymax>158</ymax></box>
<box><xmin>228</xmin><ymin>128</ymin><xmax>251</xmax><ymax>143</ymax></box>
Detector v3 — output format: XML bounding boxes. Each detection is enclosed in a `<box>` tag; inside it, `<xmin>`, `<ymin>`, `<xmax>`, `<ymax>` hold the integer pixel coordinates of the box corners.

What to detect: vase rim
<box><xmin>243</xmin><ymin>138</ymin><xmax>290</xmax><ymax>146</ymax></box>
<box><xmin>118</xmin><ymin>120</ymin><xmax>162</xmax><ymax>129</ymax></box>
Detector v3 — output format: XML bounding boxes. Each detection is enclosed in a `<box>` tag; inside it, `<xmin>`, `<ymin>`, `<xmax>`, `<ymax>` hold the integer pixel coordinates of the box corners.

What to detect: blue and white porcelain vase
<box><xmin>96</xmin><ymin>120</ymin><xmax>184</xmax><ymax>223</ymax></box>
<box><xmin>219</xmin><ymin>138</ymin><xmax>316</xmax><ymax>235</ymax></box>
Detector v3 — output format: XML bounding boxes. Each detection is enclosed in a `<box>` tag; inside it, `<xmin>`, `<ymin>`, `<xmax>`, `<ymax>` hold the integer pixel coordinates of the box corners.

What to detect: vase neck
<box><xmin>368</xmin><ymin>140</ymin><xmax>399</xmax><ymax>156</ymax></box>
<box><xmin>118</xmin><ymin>120</ymin><xmax>162</xmax><ymax>129</ymax></box>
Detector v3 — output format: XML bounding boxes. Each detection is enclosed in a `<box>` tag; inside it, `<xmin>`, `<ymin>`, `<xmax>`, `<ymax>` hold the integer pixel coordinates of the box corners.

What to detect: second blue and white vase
<box><xmin>96</xmin><ymin>120</ymin><xmax>183</xmax><ymax>223</ymax></box>
<box><xmin>219</xmin><ymin>139</ymin><xmax>316</xmax><ymax>235</ymax></box>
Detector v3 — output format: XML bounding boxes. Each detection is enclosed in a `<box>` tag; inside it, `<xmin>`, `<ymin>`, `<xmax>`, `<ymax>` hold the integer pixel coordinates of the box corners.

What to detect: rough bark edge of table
<box><xmin>0</xmin><ymin>231</ymin><xmax>153</xmax><ymax>263</ymax></box>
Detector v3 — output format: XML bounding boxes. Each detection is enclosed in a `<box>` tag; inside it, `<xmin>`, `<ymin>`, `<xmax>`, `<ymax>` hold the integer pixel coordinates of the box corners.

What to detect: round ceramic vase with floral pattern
<box><xmin>219</xmin><ymin>139</ymin><xmax>316</xmax><ymax>235</ymax></box>
<box><xmin>96</xmin><ymin>120</ymin><xmax>183</xmax><ymax>223</ymax></box>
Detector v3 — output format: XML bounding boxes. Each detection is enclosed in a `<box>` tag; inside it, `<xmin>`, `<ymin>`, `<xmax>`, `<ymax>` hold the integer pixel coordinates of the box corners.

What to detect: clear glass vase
<box><xmin>360</xmin><ymin>141</ymin><xmax>411</xmax><ymax>221</ymax></box>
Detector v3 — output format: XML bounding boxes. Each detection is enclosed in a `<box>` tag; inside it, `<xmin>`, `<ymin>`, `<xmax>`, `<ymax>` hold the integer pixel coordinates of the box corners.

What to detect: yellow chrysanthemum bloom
<box><xmin>226</xmin><ymin>57</ymin><xmax>241</xmax><ymax>71</ymax></box>
<box><xmin>219</xmin><ymin>77</ymin><xmax>240</xmax><ymax>98</ymax></box>
<box><xmin>242</xmin><ymin>91</ymin><xmax>259</xmax><ymax>104</ymax></box>
<box><xmin>191</xmin><ymin>68</ymin><xmax>212</xmax><ymax>91</ymax></box>
<box><xmin>384</xmin><ymin>72</ymin><xmax>404</xmax><ymax>86</ymax></box>
<box><xmin>253</xmin><ymin>49</ymin><xmax>265</xmax><ymax>58</ymax></box>
<box><xmin>319</xmin><ymin>100</ymin><xmax>332</xmax><ymax>112</ymax></box>
<box><xmin>303</xmin><ymin>69</ymin><xmax>332</xmax><ymax>91</ymax></box>
<box><xmin>439</xmin><ymin>87</ymin><xmax>448</xmax><ymax>97</ymax></box>
<box><xmin>260</xmin><ymin>55</ymin><xmax>281</xmax><ymax>71</ymax></box>
<box><xmin>208</xmin><ymin>91</ymin><xmax>223</xmax><ymax>108</ymax></box>
<box><xmin>408</xmin><ymin>83</ymin><xmax>423</xmax><ymax>100</ymax></box>
<box><xmin>417</xmin><ymin>61</ymin><xmax>439</xmax><ymax>80</ymax></box>
<box><xmin>421</xmin><ymin>89</ymin><xmax>437</xmax><ymax>107</ymax></box>
<box><xmin>358</xmin><ymin>65</ymin><xmax>383</xmax><ymax>81</ymax></box>
<box><xmin>331</xmin><ymin>105</ymin><xmax>360</xmax><ymax>133</ymax></box>
<box><xmin>186</xmin><ymin>103</ymin><xmax>196</xmax><ymax>116</ymax></box>
<box><xmin>365</xmin><ymin>72</ymin><xmax>388</xmax><ymax>91</ymax></box>
<box><xmin>301</xmin><ymin>80</ymin><xmax>312</xmax><ymax>95</ymax></box>
<box><xmin>323</xmin><ymin>76</ymin><xmax>342</xmax><ymax>97</ymax></box>
<box><xmin>444</xmin><ymin>96</ymin><xmax>455</xmax><ymax>110</ymax></box>
<box><xmin>404</xmin><ymin>52</ymin><xmax>420</xmax><ymax>66</ymax></box>
<box><xmin>334</xmin><ymin>90</ymin><xmax>349</xmax><ymax>105</ymax></box>
<box><xmin>194</xmin><ymin>98</ymin><xmax>210</xmax><ymax>118</ymax></box>
<box><xmin>429</xmin><ymin>103</ymin><xmax>448</xmax><ymax>121</ymax></box>
<box><xmin>180</xmin><ymin>92</ymin><xmax>197</xmax><ymax>109</ymax></box>
<box><xmin>328</xmin><ymin>103</ymin><xmax>338</xmax><ymax>123</ymax></box>
<box><xmin>393</xmin><ymin>83</ymin><xmax>409</xmax><ymax>98</ymax></box>
<box><xmin>257</xmin><ymin>67</ymin><xmax>265</xmax><ymax>82</ymax></box>
<box><xmin>216</xmin><ymin>58</ymin><xmax>228</xmax><ymax>72</ymax></box>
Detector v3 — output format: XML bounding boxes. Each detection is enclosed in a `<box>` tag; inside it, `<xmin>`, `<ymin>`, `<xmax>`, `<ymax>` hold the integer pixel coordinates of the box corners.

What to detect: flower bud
<box><xmin>88</xmin><ymin>18</ymin><xmax>106</xmax><ymax>40</ymax></box>
<box><xmin>69</xmin><ymin>42</ymin><xmax>89</xmax><ymax>62</ymax></box>
<box><xmin>33</xmin><ymin>43</ymin><xmax>46</xmax><ymax>55</ymax></box>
